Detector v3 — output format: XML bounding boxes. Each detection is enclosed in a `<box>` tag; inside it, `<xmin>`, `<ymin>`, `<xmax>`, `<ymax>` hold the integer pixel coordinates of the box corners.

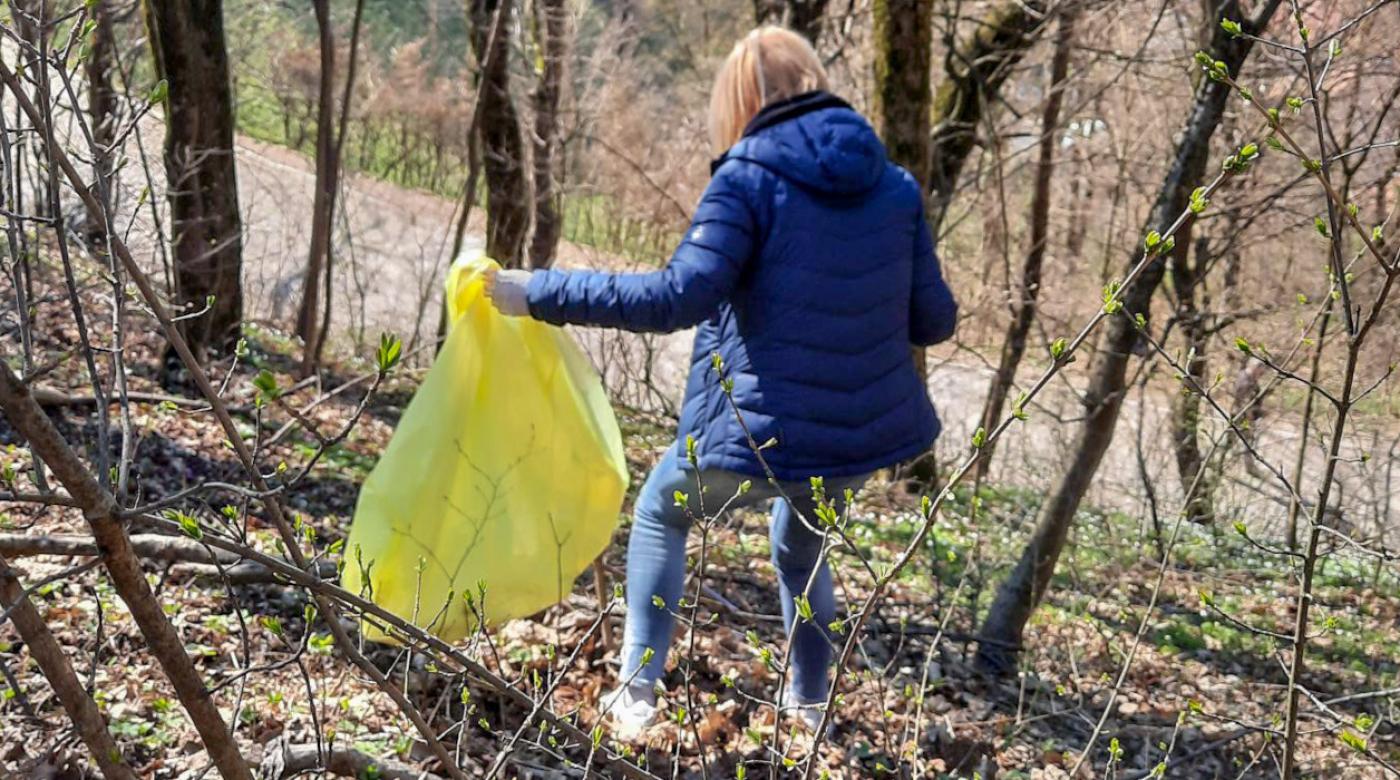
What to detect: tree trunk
<box><xmin>296</xmin><ymin>0</ymin><xmax>338</xmax><ymax>365</ymax></box>
<box><xmin>873</xmin><ymin>0</ymin><xmax>935</xmax><ymax>480</ymax></box>
<box><xmin>84</xmin><ymin>0</ymin><xmax>118</xmax><ymax>243</ymax></box>
<box><xmin>0</xmin><ymin>363</ymin><xmax>253</xmax><ymax>780</ymax></box>
<box><xmin>873</xmin><ymin>0</ymin><xmax>932</xmax><ymax>184</ymax></box>
<box><xmin>13</xmin><ymin>0</ymin><xmax>50</xmax><ymax>222</ymax></box>
<box><xmin>528</xmin><ymin>0</ymin><xmax>568</xmax><ymax>270</ymax></box>
<box><xmin>0</xmin><ymin>553</ymin><xmax>139</xmax><ymax>780</ymax></box>
<box><xmin>976</xmin><ymin>0</ymin><xmax>1282</xmax><ymax>674</ymax></box>
<box><xmin>753</xmin><ymin>0</ymin><xmax>829</xmax><ymax>43</ymax></box>
<box><xmin>974</xmin><ymin>11</ymin><xmax>1074</xmax><ymax>485</ymax></box>
<box><xmin>1169</xmin><ymin>232</ymin><xmax>1214</xmax><ymax>523</ymax></box>
<box><xmin>143</xmin><ymin>0</ymin><xmax>244</xmax><ymax>360</ymax></box>
<box><xmin>469</xmin><ymin>0</ymin><xmax>531</xmax><ymax>268</ymax></box>
<box><xmin>927</xmin><ymin>0</ymin><xmax>1049</xmax><ymax>232</ymax></box>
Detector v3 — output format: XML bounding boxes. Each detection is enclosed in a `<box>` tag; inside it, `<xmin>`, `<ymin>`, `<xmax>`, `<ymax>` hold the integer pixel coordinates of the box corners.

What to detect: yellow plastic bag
<box><xmin>342</xmin><ymin>251</ymin><xmax>628</xmax><ymax>643</ymax></box>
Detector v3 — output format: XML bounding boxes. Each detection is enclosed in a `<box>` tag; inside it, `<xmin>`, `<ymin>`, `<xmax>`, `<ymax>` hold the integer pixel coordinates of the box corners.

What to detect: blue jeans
<box><xmin>620</xmin><ymin>443</ymin><xmax>868</xmax><ymax>703</ymax></box>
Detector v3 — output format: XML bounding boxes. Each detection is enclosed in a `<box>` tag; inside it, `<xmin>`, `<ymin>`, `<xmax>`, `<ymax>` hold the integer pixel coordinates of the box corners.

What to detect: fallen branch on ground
<box><xmin>260</xmin><ymin>740</ymin><xmax>443</xmax><ymax>780</ymax></box>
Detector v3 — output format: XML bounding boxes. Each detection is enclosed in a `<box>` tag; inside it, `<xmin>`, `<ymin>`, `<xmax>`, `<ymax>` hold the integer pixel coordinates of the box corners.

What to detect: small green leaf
<box><xmin>165</xmin><ymin>509</ymin><xmax>202</xmax><ymax>540</ymax></box>
<box><xmin>1340</xmin><ymin>729</ymin><xmax>1367</xmax><ymax>752</ymax></box>
<box><xmin>1220</xmin><ymin>18</ymin><xmax>1243</xmax><ymax>37</ymax></box>
<box><xmin>1189</xmin><ymin>187</ymin><xmax>1209</xmax><ymax>214</ymax></box>
<box><xmin>970</xmin><ymin>427</ymin><xmax>987</xmax><ymax>449</ymax></box>
<box><xmin>148</xmin><ymin>79</ymin><xmax>168</xmax><ymax>104</ymax></box>
<box><xmin>795</xmin><ymin>595</ymin><xmax>814</xmax><ymax>622</ymax></box>
<box><xmin>1012</xmin><ymin>393</ymin><xmax>1029</xmax><ymax>421</ymax></box>
<box><xmin>1102</xmin><ymin>280</ymin><xmax>1123</xmax><ymax>315</ymax></box>
<box><xmin>252</xmin><ymin>369</ymin><xmax>281</xmax><ymax>404</ymax></box>
<box><xmin>1224</xmin><ymin>142</ymin><xmax>1262</xmax><ymax>173</ymax></box>
<box><xmin>376</xmin><ymin>332</ymin><xmax>402</xmax><ymax>374</ymax></box>
<box><xmin>1050</xmin><ymin>337</ymin><xmax>1068</xmax><ymax>361</ymax></box>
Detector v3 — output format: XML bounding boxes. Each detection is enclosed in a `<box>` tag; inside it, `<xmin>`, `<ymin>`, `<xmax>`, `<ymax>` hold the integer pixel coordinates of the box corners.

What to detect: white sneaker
<box><xmin>600</xmin><ymin>683</ymin><xmax>658</xmax><ymax>738</ymax></box>
<box><xmin>780</xmin><ymin>690</ymin><xmax>830</xmax><ymax>736</ymax></box>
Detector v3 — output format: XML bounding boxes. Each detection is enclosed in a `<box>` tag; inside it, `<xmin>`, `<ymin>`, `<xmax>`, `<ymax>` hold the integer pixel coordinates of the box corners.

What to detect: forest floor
<box><xmin>3</xmin><ymin>237</ymin><xmax>1400</xmax><ymax>778</ymax></box>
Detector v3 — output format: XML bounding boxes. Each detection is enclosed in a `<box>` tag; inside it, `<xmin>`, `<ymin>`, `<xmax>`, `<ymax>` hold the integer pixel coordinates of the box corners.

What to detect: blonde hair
<box><xmin>708</xmin><ymin>26</ymin><xmax>830</xmax><ymax>155</ymax></box>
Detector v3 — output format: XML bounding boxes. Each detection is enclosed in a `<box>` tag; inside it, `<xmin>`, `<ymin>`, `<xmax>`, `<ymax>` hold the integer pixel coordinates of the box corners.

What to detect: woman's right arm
<box><xmin>524</xmin><ymin>165</ymin><xmax>763</xmax><ymax>334</ymax></box>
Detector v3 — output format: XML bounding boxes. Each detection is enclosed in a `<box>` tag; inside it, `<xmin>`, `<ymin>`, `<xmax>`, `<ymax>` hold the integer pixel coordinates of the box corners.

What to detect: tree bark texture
<box><xmin>976</xmin><ymin>0</ymin><xmax>1282</xmax><ymax>673</ymax></box>
<box><xmin>528</xmin><ymin>0</ymin><xmax>568</xmax><ymax>269</ymax></box>
<box><xmin>469</xmin><ymin>0</ymin><xmax>531</xmax><ymax>268</ymax></box>
<box><xmin>296</xmin><ymin>0</ymin><xmax>338</xmax><ymax>365</ymax></box>
<box><xmin>142</xmin><ymin>0</ymin><xmax>245</xmax><ymax>359</ymax></box>
<box><xmin>84</xmin><ymin>0</ymin><xmax>118</xmax><ymax>242</ymax></box>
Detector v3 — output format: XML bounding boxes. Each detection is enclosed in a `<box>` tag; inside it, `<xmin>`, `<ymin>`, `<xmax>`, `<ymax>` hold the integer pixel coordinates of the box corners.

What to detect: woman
<box><xmin>486</xmin><ymin>26</ymin><xmax>957</xmax><ymax>733</ymax></box>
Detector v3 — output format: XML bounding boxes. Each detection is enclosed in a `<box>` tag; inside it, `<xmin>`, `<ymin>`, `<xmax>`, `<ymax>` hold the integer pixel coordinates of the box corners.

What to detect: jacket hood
<box><xmin>714</xmin><ymin>91</ymin><xmax>887</xmax><ymax>196</ymax></box>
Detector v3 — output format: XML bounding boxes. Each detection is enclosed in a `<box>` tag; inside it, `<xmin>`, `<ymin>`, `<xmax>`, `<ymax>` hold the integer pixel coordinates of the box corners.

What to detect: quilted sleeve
<box><xmin>526</xmin><ymin>164</ymin><xmax>762</xmax><ymax>333</ymax></box>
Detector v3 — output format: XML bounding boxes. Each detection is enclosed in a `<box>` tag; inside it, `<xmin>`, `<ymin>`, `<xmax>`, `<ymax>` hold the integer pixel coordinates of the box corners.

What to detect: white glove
<box><xmin>484</xmin><ymin>268</ymin><xmax>533</xmax><ymax>317</ymax></box>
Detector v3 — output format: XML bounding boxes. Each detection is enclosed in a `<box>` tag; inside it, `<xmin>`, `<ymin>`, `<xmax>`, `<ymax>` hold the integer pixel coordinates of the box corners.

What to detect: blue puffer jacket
<box><xmin>527</xmin><ymin>91</ymin><xmax>957</xmax><ymax>480</ymax></box>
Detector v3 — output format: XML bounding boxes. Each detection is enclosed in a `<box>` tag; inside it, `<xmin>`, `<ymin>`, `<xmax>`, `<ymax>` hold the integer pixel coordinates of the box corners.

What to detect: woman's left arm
<box><xmin>524</xmin><ymin>166</ymin><xmax>760</xmax><ymax>333</ymax></box>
